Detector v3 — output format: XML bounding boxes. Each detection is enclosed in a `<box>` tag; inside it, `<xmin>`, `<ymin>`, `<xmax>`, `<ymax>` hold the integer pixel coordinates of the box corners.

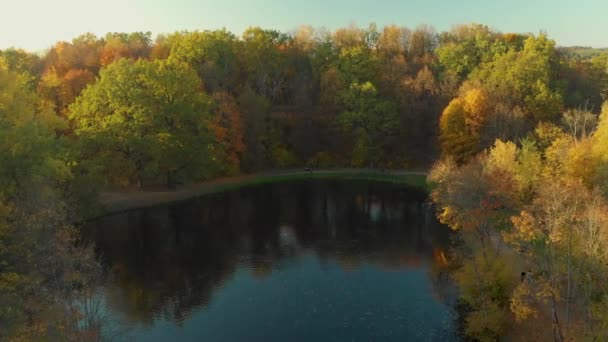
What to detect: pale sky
<box><xmin>2</xmin><ymin>0</ymin><xmax>607</xmax><ymax>51</ymax></box>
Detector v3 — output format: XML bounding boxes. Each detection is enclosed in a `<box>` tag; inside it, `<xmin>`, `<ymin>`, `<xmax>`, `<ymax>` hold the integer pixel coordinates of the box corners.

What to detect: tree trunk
<box><xmin>551</xmin><ymin>294</ymin><xmax>564</xmax><ymax>342</ymax></box>
<box><xmin>135</xmin><ymin>158</ymin><xmax>143</xmax><ymax>190</ymax></box>
<box><xmin>566</xmin><ymin>226</ymin><xmax>572</xmax><ymax>329</ymax></box>
<box><xmin>471</xmin><ymin>255</ymin><xmax>489</xmax><ymax>318</ymax></box>
<box><xmin>585</xmin><ymin>276</ymin><xmax>593</xmax><ymax>335</ymax></box>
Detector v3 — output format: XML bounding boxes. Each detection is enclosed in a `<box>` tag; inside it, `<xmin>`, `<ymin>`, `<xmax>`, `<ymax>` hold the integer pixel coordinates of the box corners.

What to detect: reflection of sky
<box><xmin>370</xmin><ymin>202</ymin><xmax>381</xmax><ymax>222</ymax></box>
<box><xmin>279</xmin><ymin>225</ymin><xmax>298</xmax><ymax>248</ymax></box>
<box><xmin>127</xmin><ymin>254</ymin><xmax>456</xmax><ymax>342</ymax></box>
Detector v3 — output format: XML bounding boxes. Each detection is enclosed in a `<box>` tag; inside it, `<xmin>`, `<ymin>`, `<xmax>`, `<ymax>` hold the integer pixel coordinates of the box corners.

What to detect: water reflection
<box><xmin>85</xmin><ymin>180</ymin><xmax>456</xmax><ymax>341</ymax></box>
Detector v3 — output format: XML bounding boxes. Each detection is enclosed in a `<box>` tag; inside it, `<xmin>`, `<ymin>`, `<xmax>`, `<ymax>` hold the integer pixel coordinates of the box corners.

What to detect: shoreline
<box><xmin>96</xmin><ymin>169</ymin><xmax>428</xmax><ymax>218</ymax></box>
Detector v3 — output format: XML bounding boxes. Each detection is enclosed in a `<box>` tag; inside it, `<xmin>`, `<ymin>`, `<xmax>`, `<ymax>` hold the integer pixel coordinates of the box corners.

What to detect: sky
<box><xmin>1</xmin><ymin>0</ymin><xmax>607</xmax><ymax>51</ymax></box>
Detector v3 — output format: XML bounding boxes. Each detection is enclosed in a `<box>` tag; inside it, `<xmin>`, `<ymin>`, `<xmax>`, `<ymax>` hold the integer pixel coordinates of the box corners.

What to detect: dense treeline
<box><xmin>1</xmin><ymin>23</ymin><xmax>607</xmax><ymax>340</ymax></box>
<box><xmin>0</xmin><ymin>60</ymin><xmax>103</xmax><ymax>340</ymax></box>
<box><xmin>431</xmin><ymin>104</ymin><xmax>608</xmax><ymax>341</ymax></box>
<box><xmin>2</xmin><ymin>23</ymin><xmax>605</xmax><ymax>188</ymax></box>
<box><xmin>428</xmin><ymin>31</ymin><xmax>608</xmax><ymax>341</ymax></box>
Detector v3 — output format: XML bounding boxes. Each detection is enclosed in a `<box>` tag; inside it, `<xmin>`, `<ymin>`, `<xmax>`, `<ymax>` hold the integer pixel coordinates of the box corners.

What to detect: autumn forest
<box><xmin>2</xmin><ymin>22</ymin><xmax>608</xmax><ymax>341</ymax></box>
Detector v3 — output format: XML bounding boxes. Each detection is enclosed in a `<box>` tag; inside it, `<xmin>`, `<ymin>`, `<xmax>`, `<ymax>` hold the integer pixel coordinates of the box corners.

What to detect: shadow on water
<box><xmin>84</xmin><ymin>179</ymin><xmax>458</xmax><ymax>341</ymax></box>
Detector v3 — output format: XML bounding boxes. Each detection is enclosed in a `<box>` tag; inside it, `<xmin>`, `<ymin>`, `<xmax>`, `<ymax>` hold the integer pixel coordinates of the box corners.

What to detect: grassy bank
<box><xmin>208</xmin><ymin>171</ymin><xmax>428</xmax><ymax>192</ymax></box>
<box><xmin>97</xmin><ymin>170</ymin><xmax>428</xmax><ymax>217</ymax></box>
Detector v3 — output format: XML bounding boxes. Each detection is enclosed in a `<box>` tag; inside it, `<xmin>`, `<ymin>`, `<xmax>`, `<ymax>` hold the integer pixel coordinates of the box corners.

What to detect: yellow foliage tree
<box><xmin>439</xmin><ymin>87</ymin><xmax>490</xmax><ymax>163</ymax></box>
<box><xmin>462</xmin><ymin>87</ymin><xmax>490</xmax><ymax>134</ymax></box>
<box><xmin>592</xmin><ymin>103</ymin><xmax>608</xmax><ymax>192</ymax></box>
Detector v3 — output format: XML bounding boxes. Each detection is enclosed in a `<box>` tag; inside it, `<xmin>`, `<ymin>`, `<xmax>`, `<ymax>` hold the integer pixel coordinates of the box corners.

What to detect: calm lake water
<box><xmin>85</xmin><ymin>179</ymin><xmax>458</xmax><ymax>341</ymax></box>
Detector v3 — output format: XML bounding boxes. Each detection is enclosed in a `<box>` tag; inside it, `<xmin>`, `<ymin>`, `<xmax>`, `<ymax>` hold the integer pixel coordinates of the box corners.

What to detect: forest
<box><xmin>1</xmin><ymin>22</ymin><xmax>608</xmax><ymax>340</ymax></box>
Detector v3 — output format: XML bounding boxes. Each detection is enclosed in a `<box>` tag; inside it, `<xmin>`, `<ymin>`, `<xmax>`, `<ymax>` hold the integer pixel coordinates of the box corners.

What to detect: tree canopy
<box><xmin>69</xmin><ymin>59</ymin><xmax>218</xmax><ymax>188</ymax></box>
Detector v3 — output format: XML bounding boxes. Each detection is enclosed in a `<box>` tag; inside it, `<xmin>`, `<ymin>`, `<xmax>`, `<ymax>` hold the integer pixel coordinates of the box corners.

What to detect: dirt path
<box><xmin>98</xmin><ymin>169</ymin><xmax>427</xmax><ymax>216</ymax></box>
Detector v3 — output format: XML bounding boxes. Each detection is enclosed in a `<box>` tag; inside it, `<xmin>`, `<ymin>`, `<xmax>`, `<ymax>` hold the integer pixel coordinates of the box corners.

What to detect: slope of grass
<box><xmin>96</xmin><ymin>170</ymin><xmax>428</xmax><ymax>218</ymax></box>
<box><xmin>209</xmin><ymin>171</ymin><xmax>428</xmax><ymax>193</ymax></box>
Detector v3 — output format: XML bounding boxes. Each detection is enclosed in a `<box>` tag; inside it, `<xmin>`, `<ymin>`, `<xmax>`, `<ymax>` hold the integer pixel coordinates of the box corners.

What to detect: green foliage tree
<box><xmin>471</xmin><ymin>34</ymin><xmax>564</xmax><ymax>122</ymax></box>
<box><xmin>437</xmin><ymin>23</ymin><xmax>506</xmax><ymax>81</ymax></box>
<box><xmin>338</xmin><ymin>82</ymin><xmax>399</xmax><ymax>167</ymax></box>
<box><xmin>242</xmin><ymin>27</ymin><xmax>291</xmax><ymax>102</ymax></box>
<box><xmin>336</xmin><ymin>46</ymin><xmax>380</xmax><ymax>85</ymax></box>
<box><xmin>167</xmin><ymin>29</ymin><xmax>240</xmax><ymax>92</ymax></box>
<box><xmin>0</xmin><ymin>48</ymin><xmax>43</xmax><ymax>86</ymax></box>
<box><xmin>69</xmin><ymin>59</ymin><xmax>218</xmax><ymax>188</ymax></box>
<box><xmin>0</xmin><ymin>60</ymin><xmax>103</xmax><ymax>340</ymax></box>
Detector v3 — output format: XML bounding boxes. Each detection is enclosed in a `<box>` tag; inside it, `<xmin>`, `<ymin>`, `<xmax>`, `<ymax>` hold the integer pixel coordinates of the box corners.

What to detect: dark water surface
<box><xmin>85</xmin><ymin>180</ymin><xmax>457</xmax><ymax>341</ymax></box>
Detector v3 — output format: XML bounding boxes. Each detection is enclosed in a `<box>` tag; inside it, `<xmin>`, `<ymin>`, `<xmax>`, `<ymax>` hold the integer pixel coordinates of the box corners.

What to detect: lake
<box><xmin>85</xmin><ymin>179</ymin><xmax>458</xmax><ymax>341</ymax></box>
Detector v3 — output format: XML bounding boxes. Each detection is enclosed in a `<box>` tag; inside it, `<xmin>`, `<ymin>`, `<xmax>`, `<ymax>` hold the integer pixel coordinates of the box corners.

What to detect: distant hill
<box><xmin>559</xmin><ymin>46</ymin><xmax>608</xmax><ymax>59</ymax></box>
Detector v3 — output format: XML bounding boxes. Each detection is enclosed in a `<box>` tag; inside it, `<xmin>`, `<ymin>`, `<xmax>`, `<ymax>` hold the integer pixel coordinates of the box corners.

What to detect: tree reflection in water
<box><xmin>84</xmin><ymin>179</ymin><xmax>456</xmax><ymax>339</ymax></box>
